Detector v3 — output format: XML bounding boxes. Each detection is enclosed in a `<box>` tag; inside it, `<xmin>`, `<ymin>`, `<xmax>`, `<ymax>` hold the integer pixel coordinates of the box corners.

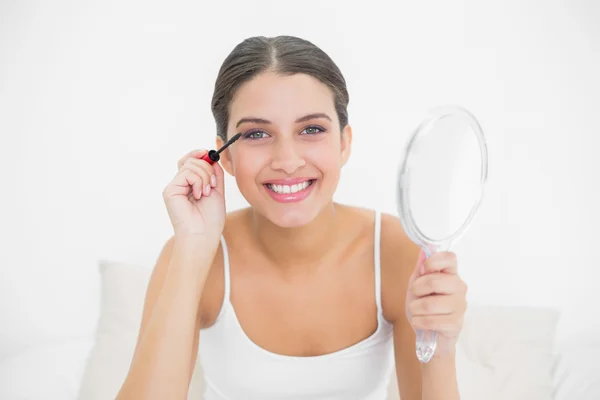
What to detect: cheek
<box><xmin>305</xmin><ymin>141</ymin><xmax>343</xmax><ymax>175</ymax></box>
<box><xmin>231</xmin><ymin>148</ymin><xmax>266</xmax><ymax>183</ymax></box>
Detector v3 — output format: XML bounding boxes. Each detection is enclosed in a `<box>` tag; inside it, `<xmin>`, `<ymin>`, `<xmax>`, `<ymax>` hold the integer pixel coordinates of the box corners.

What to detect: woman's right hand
<box><xmin>162</xmin><ymin>149</ymin><xmax>226</xmax><ymax>243</ymax></box>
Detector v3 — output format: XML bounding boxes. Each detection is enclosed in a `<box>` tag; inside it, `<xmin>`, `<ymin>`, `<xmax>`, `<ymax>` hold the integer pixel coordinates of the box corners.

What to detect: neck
<box><xmin>248</xmin><ymin>202</ymin><xmax>343</xmax><ymax>273</ymax></box>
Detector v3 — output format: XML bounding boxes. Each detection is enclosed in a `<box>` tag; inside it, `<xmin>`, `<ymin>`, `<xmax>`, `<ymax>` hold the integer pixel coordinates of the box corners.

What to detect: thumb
<box><xmin>417</xmin><ymin>249</ymin><xmax>427</xmax><ymax>275</ymax></box>
<box><xmin>408</xmin><ymin>248</ymin><xmax>427</xmax><ymax>283</ymax></box>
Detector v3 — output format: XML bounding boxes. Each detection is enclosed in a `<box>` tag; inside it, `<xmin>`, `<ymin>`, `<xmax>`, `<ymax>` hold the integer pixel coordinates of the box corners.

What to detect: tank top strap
<box><xmin>373</xmin><ymin>210</ymin><xmax>383</xmax><ymax>316</ymax></box>
<box><xmin>219</xmin><ymin>235</ymin><xmax>231</xmax><ymax>302</ymax></box>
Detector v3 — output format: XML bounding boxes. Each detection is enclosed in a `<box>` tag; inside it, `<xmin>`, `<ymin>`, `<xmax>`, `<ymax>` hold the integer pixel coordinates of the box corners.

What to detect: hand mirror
<box><xmin>397</xmin><ymin>105</ymin><xmax>488</xmax><ymax>363</ymax></box>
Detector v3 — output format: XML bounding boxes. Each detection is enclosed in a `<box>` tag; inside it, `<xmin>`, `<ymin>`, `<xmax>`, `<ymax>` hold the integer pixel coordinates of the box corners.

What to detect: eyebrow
<box><xmin>235</xmin><ymin>112</ymin><xmax>332</xmax><ymax>128</ymax></box>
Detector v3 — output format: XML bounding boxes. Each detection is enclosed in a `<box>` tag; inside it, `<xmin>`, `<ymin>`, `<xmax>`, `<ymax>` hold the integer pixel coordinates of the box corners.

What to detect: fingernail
<box><xmin>210</xmin><ymin>174</ymin><xmax>216</xmax><ymax>187</ymax></box>
<box><xmin>204</xmin><ymin>184</ymin><xmax>211</xmax><ymax>196</ymax></box>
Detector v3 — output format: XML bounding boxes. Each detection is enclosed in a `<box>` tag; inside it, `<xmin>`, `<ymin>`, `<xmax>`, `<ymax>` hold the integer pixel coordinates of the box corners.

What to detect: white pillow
<box><xmin>552</xmin><ymin>335</ymin><xmax>600</xmax><ymax>400</ymax></box>
<box><xmin>386</xmin><ymin>341</ymin><xmax>496</xmax><ymax>400</ymax></box>
<box><xmin>76</xmin><ymin>260</ymin><xmax>205</xmax><ymax>400</ymax></box>
<box><xmin>388</xmin><ymin>305</ymin><xmax>559</xmax><ymax>400</ymax></box>
<box><xmin>457</xmin><ymin>305</ymin><xmax>560</xmax><ymax>400</ymax></box>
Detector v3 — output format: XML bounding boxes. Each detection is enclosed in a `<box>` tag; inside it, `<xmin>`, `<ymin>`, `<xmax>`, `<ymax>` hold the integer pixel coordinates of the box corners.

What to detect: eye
<box><xmin>242</xmin><ymin>129</ymin><xmax>269</xmax><ymax>140</ymax></box>
<box><xmin>301</xmin><ymin>125</ymin><xmax>326</xmax><ymax>135</ymax></box>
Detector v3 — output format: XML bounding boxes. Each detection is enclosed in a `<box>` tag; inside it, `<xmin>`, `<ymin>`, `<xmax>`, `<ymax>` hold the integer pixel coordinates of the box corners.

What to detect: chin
<box><xmin>254</xmin><ymin>196</ymin><xmax>328</xmax><ymax>229</ymax></box>
<box><xmin>267</xmin><ymin>208</ymin><xmax>321</xmax><ymax>228</ymax></box>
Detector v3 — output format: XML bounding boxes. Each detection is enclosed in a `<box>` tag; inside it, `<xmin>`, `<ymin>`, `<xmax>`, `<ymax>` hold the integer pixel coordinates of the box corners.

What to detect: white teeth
<box><xmin>267</xmin><ymin>180</ymin><xmax>312</xmax><ymax>194</ymax></box>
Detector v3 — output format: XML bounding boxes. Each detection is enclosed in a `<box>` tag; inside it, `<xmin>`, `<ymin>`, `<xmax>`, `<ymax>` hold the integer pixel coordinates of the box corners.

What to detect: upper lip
<box><xmin>263</xmin><ymin>177</ymin><xmax>316</xmax><ymax>185</ymax></box>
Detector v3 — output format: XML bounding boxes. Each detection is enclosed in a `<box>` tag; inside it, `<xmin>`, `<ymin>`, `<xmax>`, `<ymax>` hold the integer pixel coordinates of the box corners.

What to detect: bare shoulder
<box><xmin>334</xmin><ymin>203</ymin><xmax>379</xmax><ymax>232</ymax></box>
<box><xmin>379</xmin><ymin>212</ymin><xmax>420</xmax><ymax>323</ymax></box>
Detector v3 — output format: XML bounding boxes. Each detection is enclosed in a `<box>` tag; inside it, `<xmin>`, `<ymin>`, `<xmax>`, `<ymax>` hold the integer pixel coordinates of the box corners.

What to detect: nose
<box><xmin>270</xmin><ymin>139</ymin><xmax>306</xmax><ymax>174</ymax></box>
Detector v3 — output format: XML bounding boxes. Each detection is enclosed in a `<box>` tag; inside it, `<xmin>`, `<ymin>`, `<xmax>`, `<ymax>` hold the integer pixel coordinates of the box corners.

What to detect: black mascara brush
<box><xmin>200</xmin><ymin>132</ymin><xmax>243</xmax><ymax>164</ymax></box>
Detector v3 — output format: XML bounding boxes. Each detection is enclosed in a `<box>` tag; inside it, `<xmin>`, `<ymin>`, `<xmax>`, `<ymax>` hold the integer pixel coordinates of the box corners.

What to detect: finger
<box><xmin>408</xmin><ymin>294</ymin><xmax>464</xmax><ymax>317</ymax></box>
<box><xmin>423</xmin><ymin>251</ymin><xmax>458</xmax><ymax>275</ymax></box>
<box><xmin>411</xmin><ymin>273</ymin><xmax>466</xmax><ymax>297</ymax></box>
<box><xmin>183</xmin><ymin>169</ymin><xmax>205</xmax><ymax>200</ymax></box>
<box><xmin>187</xmin><ymin>152</ymin><xmax>222</xmax><ymax>191</ymax></box>
<box><xmin>211</xmin><ymin>160</ymin><xmax>226</xmax><ymax>196</ymax></box>
<box><xmin>177</xmin><ymin>149</ymin><xmax>208</xmax><ymax>170</ymax></box>
<box><xmin>411</xmin><ymin>313</ymin><xmax>463</xmax><ymax>333</ymax></box>
<box><xmin>163</xmin><ymin>169</ymin><xmax>203</xmax><ymax>200</ymax></box>
<box><xmin>182</xmin><ymin>158</ymin><xmax>214</xmax><ymax>194</ymax></box>
<box><xmin>177</xmin><ymin>149</ymin><xmax>207</xmax><ymax>170</ymax></box>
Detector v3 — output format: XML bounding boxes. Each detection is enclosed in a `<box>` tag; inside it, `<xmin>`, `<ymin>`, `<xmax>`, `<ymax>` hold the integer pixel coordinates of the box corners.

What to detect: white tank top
<box><xmin>198</xmin><ymin>210</ymin><xmax>395</xmax><ymax>399</ymax></box>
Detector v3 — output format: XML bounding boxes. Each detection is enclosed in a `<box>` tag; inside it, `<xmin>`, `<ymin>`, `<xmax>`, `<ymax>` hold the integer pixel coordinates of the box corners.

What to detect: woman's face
<box><xmin>218</xmin><ymin>71</ymin><xmax>352</xmax><ymax>228</ymax></box>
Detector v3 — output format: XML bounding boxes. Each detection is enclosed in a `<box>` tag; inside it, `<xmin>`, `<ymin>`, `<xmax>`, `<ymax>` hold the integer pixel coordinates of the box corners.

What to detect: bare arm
<box><xmin>380</xmin><ymin>213</ymin><xmax>422</xmax><ymax>399</ymax></box>
<box><xmin>115</xmin><ymin>236</ymin><xmax>217</xmax><ymax>400</ymax></box>
<box><xmin>380</xmin><ymin>213</ymin><xmax>459</xmax><ymax>400</ymax></box>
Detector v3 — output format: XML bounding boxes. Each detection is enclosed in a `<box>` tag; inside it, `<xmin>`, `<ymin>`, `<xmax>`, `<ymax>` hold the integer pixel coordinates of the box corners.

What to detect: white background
<box><xmin>1</xmin><ymin>0</ymin><xmax>599</xmax><ymax>360</ymax></box>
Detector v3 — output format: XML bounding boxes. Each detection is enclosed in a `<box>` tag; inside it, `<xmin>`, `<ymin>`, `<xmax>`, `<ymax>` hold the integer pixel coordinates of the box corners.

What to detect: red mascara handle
<box><xmin>200</xmin><ymin>150</ymin><xmax>219</xmax><ymax>165</ymax></box>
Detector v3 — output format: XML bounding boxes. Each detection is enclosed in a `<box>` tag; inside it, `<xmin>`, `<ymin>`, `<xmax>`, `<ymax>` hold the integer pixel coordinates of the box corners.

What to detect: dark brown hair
<box><xmin>211</xmin><ymin>35</ymin><xmax>349</xmax><ymax>141</ymax></box>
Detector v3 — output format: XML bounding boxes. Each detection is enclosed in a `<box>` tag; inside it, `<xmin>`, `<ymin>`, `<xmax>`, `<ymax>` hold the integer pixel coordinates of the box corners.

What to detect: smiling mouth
<box><xmin>264</xmin><ymin>179</ymin><xmax>316</xmax><ymax>194</ymax></box>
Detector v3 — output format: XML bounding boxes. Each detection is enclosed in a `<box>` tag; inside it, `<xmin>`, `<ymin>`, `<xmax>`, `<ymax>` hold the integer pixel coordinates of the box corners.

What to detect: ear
<box><xmin>216</xmin><ymin>135</ymin><xmax>235</xmax><ymax>176</ymax></box>
<box><xmin>340</xmin><ymin>124</ymin><xmax>353</xmax><ymax>167</ymax></box>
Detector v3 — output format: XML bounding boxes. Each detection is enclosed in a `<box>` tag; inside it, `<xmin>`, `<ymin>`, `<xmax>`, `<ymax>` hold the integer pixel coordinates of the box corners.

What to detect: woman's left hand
<box><xmin>405</xmin><ymin>250</ymin><xmax>468</xmax><ymax>358</ymax></box>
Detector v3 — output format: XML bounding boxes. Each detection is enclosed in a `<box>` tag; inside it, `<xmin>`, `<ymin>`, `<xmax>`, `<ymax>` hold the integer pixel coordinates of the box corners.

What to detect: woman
<box><xmin>117</xmin><ymin>35</ymin><xmax>467</xmax><ymax>400</ymax></box>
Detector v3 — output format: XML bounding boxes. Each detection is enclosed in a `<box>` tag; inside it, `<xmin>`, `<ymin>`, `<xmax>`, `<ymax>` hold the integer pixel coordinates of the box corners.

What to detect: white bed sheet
<box><xmin>0</xmin><ymin>336</ymin><xmax>94</xmax><ymax>400</ymax></box>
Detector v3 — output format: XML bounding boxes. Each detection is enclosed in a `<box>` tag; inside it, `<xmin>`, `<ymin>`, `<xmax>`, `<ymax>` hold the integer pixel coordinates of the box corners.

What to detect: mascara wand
<box><xmin>200</xmin><ymin>132</ymin><xmax>243</xmax><ymax>164</ymax></box>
